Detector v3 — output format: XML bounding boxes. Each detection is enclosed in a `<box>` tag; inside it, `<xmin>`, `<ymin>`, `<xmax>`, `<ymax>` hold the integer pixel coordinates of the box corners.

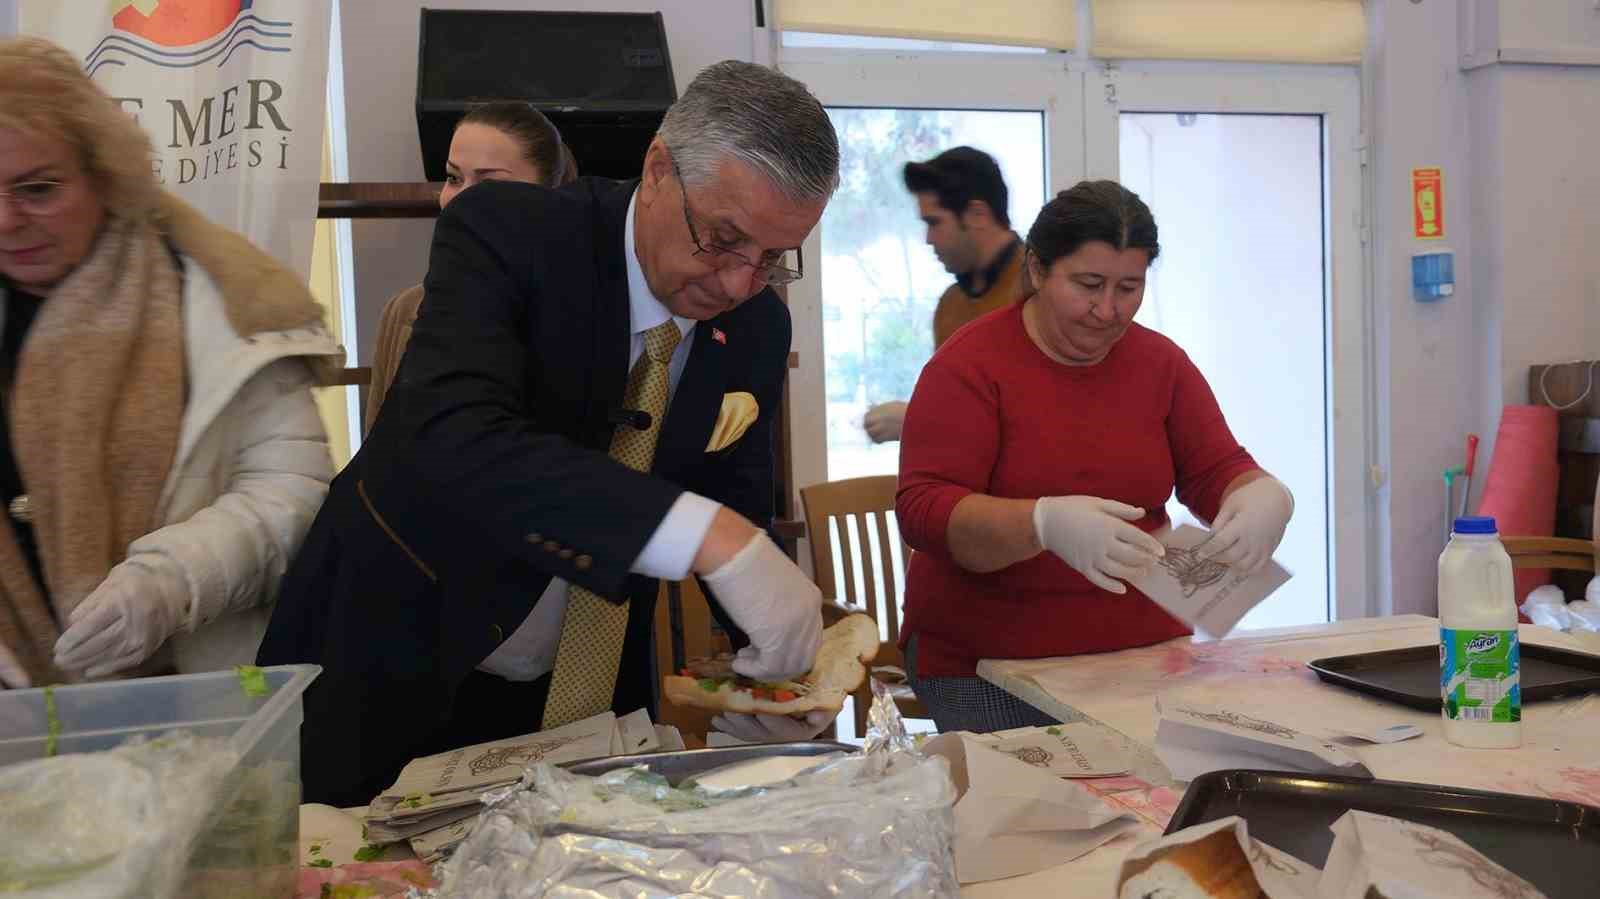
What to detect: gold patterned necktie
<box><xmin>542</xmin><ymin>320</ymin><xmax>682</xmax><ymax>729</ymax></box>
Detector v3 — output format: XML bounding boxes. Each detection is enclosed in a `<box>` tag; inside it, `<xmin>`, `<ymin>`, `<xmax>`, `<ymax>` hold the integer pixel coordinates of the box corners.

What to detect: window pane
<box><xmin>821</xmin><ymin>108</ymin><xmax>1046</xmax><ymax>482</ymax></box>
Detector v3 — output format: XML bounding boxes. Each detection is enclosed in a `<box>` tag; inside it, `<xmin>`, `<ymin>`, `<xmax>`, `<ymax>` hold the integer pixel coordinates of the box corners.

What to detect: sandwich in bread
<box><xmin>663</xmin><ymin>613</ymin><xmax>879</xmax><ymax>717</ymax></box>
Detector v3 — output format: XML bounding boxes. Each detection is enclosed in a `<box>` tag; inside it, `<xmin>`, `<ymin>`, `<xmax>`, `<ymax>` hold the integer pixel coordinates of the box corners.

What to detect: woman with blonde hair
<box><xmin>364</xmin><ymin>101</ymin><xmax>575</xmax><ymax>431</ymax></box>
<box><xmin>0</xmin><ymin>37</ymin><xmax>342</xmax><ymax>686</ymax></box>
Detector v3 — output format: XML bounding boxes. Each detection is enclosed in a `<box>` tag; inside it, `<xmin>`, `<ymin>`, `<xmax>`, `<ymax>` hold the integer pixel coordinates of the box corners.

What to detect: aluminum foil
<box><xmin>429</xmin><ymin>749</ymin><xmax>958</xmax><ymax>898</ymax></box>
<box><xmin>863</xmin><ymin>671</ymin><xmax>914</xmax><ymax>755</ymax></box>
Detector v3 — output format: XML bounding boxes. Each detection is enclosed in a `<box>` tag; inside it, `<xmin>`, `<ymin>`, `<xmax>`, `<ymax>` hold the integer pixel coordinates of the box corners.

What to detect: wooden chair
<box><xmin>1501</xmin><ymin>537</ymin><xmax>1599</xmax><ymax>574</ymax></box>
<box><xmin>799</xmin><ymin>475</ymin><xmax>928</xmax><ymax>738</ymax></box>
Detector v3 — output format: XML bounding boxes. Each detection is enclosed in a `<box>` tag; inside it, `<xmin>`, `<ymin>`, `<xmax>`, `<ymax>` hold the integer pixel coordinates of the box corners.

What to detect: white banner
<box><xmin>19</xmin><ymin>0</ymin><xmax>330</xmax><ymax>279</ymax></box>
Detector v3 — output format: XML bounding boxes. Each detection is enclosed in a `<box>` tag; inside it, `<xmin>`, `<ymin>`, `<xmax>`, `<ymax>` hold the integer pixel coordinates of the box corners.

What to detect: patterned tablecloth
<box><xmin>963</xmin><ymin>615</ymin><xmax>1600</xmax><ymax>897</ymax></box>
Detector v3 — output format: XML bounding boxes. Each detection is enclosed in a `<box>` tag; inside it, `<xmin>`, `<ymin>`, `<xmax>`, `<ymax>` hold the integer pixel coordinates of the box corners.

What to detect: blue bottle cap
<box><xmin>1454</xmin><ymin>516</ymin><xmax>1498</xmax><ymax>535</ymax></box>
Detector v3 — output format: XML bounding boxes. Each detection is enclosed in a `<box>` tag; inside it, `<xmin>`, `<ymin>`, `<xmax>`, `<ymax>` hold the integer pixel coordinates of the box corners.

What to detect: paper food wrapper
<box><xmin>1130</xmin><ymin>524</ymin><xmax>1292</xmax><ymax>638</ymax></box>
<box><xmin>654</xmin><ymin>724</ymin><xmax>686</xmax><ymax>752</ymax></box>
<box><xmin>617</xmin><ymin>708</ymin><xmax>662</xmax><ymax>755</ymax></box>
<box><xmin>1320</xmin><ymin>811</ymin><xmax>1546</xmax><ymax>899</ymax></box>
<box><xmin>371</xmin><ymin>712</ymin><xmax>683</xmax><ymax>861</ymax></box>
<box><xmin>408</xmin><ymin>815</ymin><xmax>476</xmax><ymax>865</ymax></box>
<box><xmin>1116</xmin><ymin>815</ymin><xmax>1321</xmax><ymax>898</ymax></box>
<box><xmin>1155</xmin><ymin>697</ymin><xmax>1372</xmax><ymax>783</ymax></box>
<box><xmin>364</xmin><ymin>803</ymin><xmax>480</xmax><ymax>844</ymax></box>
<box><xmin>983</xmin><ymin>724</ymin><xmax>1132</xmax><ymax>778</ymax></box>
<box><xmin>370</xmin><ymin>713</ymin><xmax>617</xmax><ymax>820</ymax></box>
<box><xmin>922</xmin><ymin>731</ymin><xmax>1138</xmax><ymax>883</ymax></box>
<box><xmin>1120</xmin><ymin>811</ymin><xmax>1547</xmax><ymax>899</ymax></box>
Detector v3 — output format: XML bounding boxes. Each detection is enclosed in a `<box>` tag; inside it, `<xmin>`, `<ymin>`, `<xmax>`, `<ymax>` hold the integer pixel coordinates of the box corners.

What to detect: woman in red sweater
<box><xmin>896</xmin><ymin>181</ymin><xmax>1294</xmax><ymax>732</ymax></box>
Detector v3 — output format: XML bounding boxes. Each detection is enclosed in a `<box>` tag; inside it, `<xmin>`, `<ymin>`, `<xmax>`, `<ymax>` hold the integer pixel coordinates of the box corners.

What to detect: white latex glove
<box><xmin>1207</xmin><ymin>477</ymin><xmax>1294</xmax><ymax>575</ymax></box>
<box><xmin>711</xmin><ymin>709</ymin><xmax>835</xmax><ymax>743</ymax></box>
<box><xmin>702</xmin><ymin>533</ymin><xmax>824</xmax><ymax>682</ymax></box>
<box><xmin>1034</xmin><ymin>496</ymin><xmax>1165</xmax><ymax>594</ymax></box>
<box><xmin>53</xmin><ymin>559</ymin><xmax>189</xmax><ymax>679</ymax></box>
<box><xmin>0</xmin><ymin>640</ymin><xmax>29</xmax><ymax>689</ymax></box>
<box><xmin>862</xmin><ymin>401</ymin><xmax>908</xmax><ymax>444</ymax></box>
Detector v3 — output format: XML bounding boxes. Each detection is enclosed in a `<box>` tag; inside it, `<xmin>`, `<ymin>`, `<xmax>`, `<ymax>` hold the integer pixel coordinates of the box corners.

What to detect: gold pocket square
<box><xmin>706</xmin><ymin>392</ymin><xmax>758</xmax><ymax>452</ymax></box>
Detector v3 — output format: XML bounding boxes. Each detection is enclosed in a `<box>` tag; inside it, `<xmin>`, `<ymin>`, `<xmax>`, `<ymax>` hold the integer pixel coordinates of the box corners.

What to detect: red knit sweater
<box><xmin>896</xmin><ymin>304</ymin><xmax>1259</xmax><ymax>677</ymax></box>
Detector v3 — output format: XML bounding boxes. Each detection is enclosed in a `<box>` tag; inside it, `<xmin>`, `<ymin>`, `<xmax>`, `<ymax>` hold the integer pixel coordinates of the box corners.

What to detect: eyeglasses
<box><xmin>670</xmin><ymin>159</ymin><xmax>804</xmax><ymax>286</ymax></box>
<box><xmin>0</xmin><ymin>180</ymin><xmax>69</xmax><ymax>217</ymax></box>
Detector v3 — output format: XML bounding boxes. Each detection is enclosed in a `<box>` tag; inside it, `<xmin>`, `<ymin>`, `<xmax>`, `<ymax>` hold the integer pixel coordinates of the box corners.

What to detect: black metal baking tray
<box><xmin>560</xmin><ymin>741</ymin><xmax>856</xmax><ymax>785</ymax></box>
<box><xmin>1308</xmin><ymin>642</ymin><xmax>1600</xmax><ymax>710</ymax></box>
<box><xmin>1167</xmin><ymin>770</ymin><xmax>1600</xmax><ymax>899</ymax></box>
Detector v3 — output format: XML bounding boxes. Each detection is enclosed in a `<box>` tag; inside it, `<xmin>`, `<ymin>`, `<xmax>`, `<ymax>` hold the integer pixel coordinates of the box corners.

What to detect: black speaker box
<box><xmin>415</xmin><ymin>8</ymin><xmax>676</xmax><ymax>181</ymax></box>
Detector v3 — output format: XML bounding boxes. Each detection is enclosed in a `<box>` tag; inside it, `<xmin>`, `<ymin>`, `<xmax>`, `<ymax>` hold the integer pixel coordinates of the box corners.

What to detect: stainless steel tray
<box><xmin>560</xmin><ymin>741</ymin><xmax>857</xmax><ymax>785</ymax></box>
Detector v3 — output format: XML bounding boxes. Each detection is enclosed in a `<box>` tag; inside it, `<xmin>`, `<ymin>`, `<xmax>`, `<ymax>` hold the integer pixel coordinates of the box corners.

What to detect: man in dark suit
<box><xmin>258</xmin><ymin>61</ymin><xmax>840</xmax><ymax>807</ymax></box>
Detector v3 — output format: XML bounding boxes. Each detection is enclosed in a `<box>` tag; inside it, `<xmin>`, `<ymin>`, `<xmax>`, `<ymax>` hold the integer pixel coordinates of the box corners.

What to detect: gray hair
<box><xmin>657</xmin><ymin>60</ymin><xmax>840</xmax><ymax>203</ymax></box>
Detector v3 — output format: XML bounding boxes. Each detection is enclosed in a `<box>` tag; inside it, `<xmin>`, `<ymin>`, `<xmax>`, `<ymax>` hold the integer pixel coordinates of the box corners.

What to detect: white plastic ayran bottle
<box><xmin>1438</xmin><ymin>516</ymin><xmax>1522</xmax><ymax>748</ymax></box>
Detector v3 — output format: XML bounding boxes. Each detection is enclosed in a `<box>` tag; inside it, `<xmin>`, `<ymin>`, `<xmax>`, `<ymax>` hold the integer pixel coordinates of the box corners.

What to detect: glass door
<box><xmin>781</xmin><ymin>53</ymin><xmax>1370</xmax><ymax>630</ymax></box>
<box><xmin>818</xmin><ymin>107</ymin><xmax>1047</xmax><ymax>482</ymax></box>
<box><xmin>781</xmin><ymin>50</ymin><xmax>1084</xmax><ymax>510</ymax></box>
<box><xmin>1088</xmin><ymin>63</ymin><xmax>1370</xmax><ymax>628</ymax></box>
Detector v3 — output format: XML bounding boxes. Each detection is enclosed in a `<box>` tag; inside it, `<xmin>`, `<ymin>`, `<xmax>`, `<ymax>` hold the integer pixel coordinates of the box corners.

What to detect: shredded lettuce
<box><xmin>44</xmin><ymin>685</ymin><xmax>60</xmax><ymax>758</ymax></box>
<box><xmin>235</xmin><ymin>665</ymin><xmax>269</xmax><ymax>698</ymax></box>
<box><xmin>352</xmin><ymin>844</ymin><xmax>385</xmax><ymax>862</ymax></box>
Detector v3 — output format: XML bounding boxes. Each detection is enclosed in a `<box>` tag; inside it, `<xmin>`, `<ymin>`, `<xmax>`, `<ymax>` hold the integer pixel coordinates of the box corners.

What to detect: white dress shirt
<box><xmin>478</xmin><ymin>191</ymin><xmax>722</xmax><ymax>681</ymax></box>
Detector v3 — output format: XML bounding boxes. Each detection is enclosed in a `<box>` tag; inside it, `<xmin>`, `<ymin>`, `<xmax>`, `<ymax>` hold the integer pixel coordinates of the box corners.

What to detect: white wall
<box><xmin>0</xmin><ymin>1</ymin><xmax>14</xmax><ymax>37</ymax></box>
<box><xmin>1484</xmin><ymin>65</ymin><xmax>1600</xmax><ymax>409</ymax></box>
<box><xmin>1369</xmin><ymin>0</ymin><xmax>1483</xmax><ymax>615</ymax></box>
<box><xmin>336</xmin><ymin>0</ymin><xmax>758</xmax><ymax>363</ymax></box>
<box><xmin>1373</xmin><ymin>0</ymin><xmax>1600</xmax><ymax>616</ymax></box>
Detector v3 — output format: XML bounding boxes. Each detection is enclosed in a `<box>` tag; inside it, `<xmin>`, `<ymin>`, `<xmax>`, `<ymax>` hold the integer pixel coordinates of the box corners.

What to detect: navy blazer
<box><xmin>258</xmin><ymin>177</ymin><xmax>791</xmax><ymax>806</ymax></box>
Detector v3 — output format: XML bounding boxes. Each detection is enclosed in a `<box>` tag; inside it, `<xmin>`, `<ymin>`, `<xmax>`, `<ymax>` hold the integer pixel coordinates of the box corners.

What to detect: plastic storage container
<box><xmin>1438</xmin><ymin>516</ymin><xmax>1521</xmax><ymax>748</ymax></box>
<box><xmin>0</xmin><ymin>664</ymin><xmax>319</xmax><ymax>897</ymax></box>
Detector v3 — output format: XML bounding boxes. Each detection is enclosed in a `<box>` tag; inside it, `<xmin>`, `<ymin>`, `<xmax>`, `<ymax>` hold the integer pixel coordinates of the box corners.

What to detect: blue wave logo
<box><xmin>87</xmin><ymin>1</ymin><xmax>292</xmax><ymax>78</ymax></box>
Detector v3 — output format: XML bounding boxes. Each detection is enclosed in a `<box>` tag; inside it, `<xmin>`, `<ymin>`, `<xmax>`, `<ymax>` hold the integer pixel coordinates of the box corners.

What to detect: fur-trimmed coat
<box><xmin>0</xmin><ymin>192</ymin><xmax>344</xmax><ymax>678</ymax></box>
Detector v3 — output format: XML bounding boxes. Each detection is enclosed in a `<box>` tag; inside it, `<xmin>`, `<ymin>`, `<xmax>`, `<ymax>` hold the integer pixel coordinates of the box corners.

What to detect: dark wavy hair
<box><xmin>1025</xmin><ymin>180</ymin><xmax>1160</xmax><ymax>275</ymax></box>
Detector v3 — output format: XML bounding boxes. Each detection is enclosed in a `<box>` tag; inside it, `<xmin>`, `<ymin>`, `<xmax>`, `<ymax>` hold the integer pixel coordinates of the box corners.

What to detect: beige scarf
<box><xmin>0</xmin><ymin>192</ymin><xmax>332</xmax><ymax>685</ymax></box>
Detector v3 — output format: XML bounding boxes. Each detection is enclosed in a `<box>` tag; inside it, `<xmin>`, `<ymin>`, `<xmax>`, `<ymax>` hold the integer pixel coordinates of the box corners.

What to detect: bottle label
<box><xmin>1440</xmin><ymin>628</ymin><xmax>1521</xmax><ymax>723</ymax></box>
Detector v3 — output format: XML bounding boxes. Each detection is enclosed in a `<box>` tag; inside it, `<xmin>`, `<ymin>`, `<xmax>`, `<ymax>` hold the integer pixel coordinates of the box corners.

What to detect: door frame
<box><xmin>778</xmin><ymin>49</ymin><xmax>1086</xmax><ymax>564</ymax></box>
<box><xmin>1085</xmin><ymin>61</ymin><xmax>1373</xmax><ymax>621</ymax></box>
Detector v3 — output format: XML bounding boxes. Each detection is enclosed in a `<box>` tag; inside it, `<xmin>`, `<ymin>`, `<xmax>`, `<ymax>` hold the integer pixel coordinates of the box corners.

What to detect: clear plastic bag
<box><xmin>1567</xmin><ymin>599</ymin><xmax>1600</xmax><ymax>633</ymax></box>
<box><xmin>1521</xmin><ymin>585</ymin><xmax>1574</xmax><ymax>632</ymax></box>
<box><xmin>432</xmin><ymin>747</ymin><xmax>958</xmax><ymax>898</ymax></box>
<box><xmin>0</xmin><ymin>731</ymin><xmax>240</xmax><ymax>898</ymax></box>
